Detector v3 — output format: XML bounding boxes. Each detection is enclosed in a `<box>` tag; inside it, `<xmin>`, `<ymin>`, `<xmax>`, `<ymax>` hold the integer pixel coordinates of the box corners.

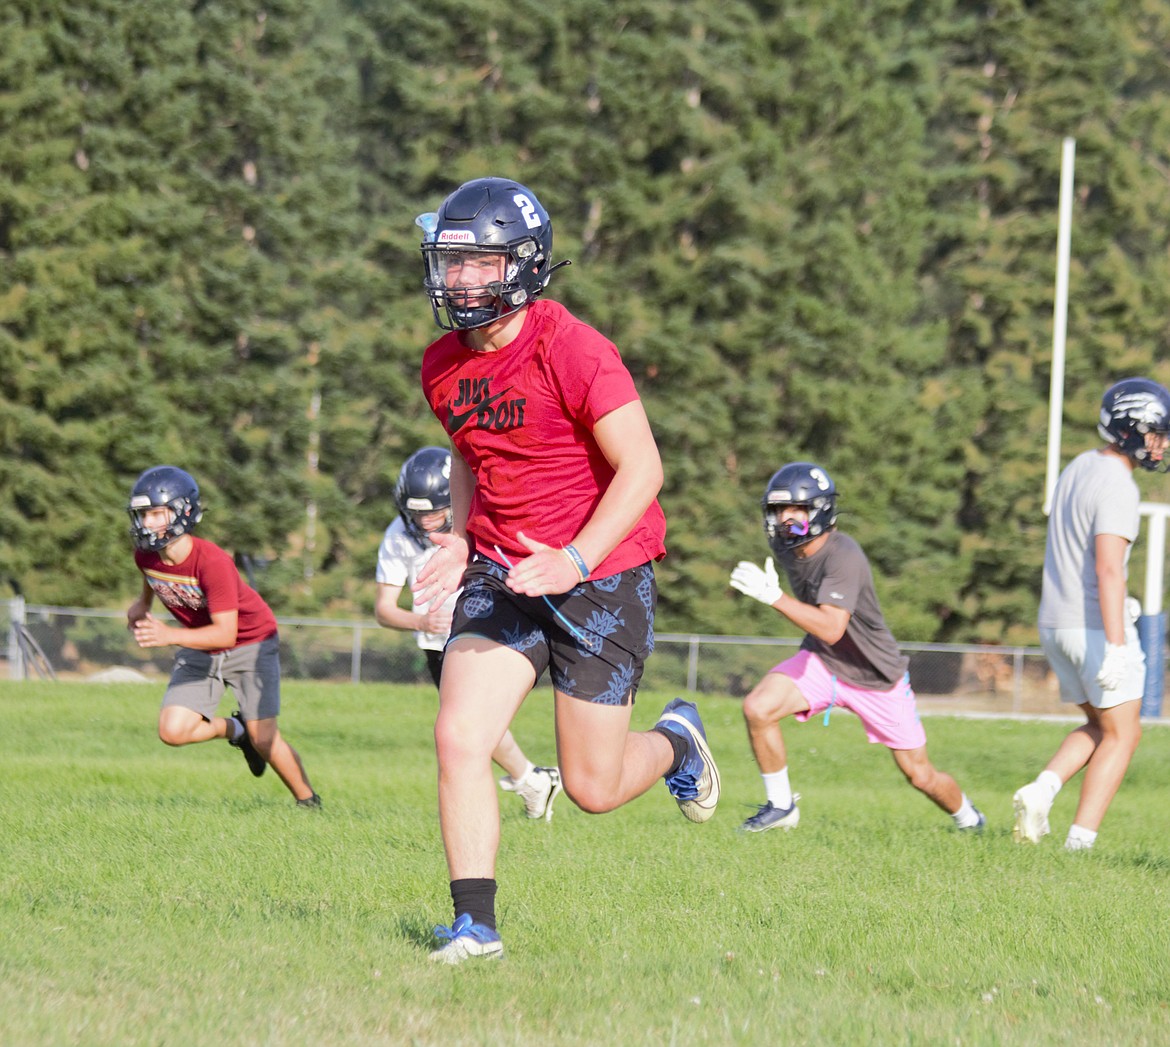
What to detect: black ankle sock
<box><xmin>450</xmin><ymin>878</ymin><xmax>497</xmax><ymax>931</ymax></box>
<box><xmin>652</xmin><ymin>724</ymin><xmax>689</xmax><ymax>776</ymax></box>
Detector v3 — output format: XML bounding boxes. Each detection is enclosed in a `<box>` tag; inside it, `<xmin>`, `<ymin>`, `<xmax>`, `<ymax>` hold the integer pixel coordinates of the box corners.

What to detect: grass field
<box><xmin>2</xmin><ymin>681</ymin><xmax>1169</xmax><ymax>1046</ymax></box>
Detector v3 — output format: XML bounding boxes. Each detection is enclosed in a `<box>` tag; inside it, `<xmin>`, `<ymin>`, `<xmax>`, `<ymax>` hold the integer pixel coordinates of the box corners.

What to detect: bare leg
<box><xmin>491</xmin><ymin>729</ymin><xmax>533</xmax><ymax>780</ymax></box>
<box><xmin>890</xmin><ymin>745</ymin><xmax>963</xmax><ymax>814</ymax></box>
<box><xmin>435</xmin><ymin>639</ymin><xmax>534</xmax><ymax>879</ymax></box>
<box><xmin>553</xmin><ymin>693</ymin><xmax>674</xmax><ymax>813</ymax></box>
<box><xmin>248</xmin><ymin>717</ymin><xmax>315</xmax><ymax>801</ymax></box>
<box><xmin>158</xmin><ymin>705</ymin><xmax>230</xmax><ymax>746</ymax></box>
<box><xmin>1070</xmin><ymin>701</ymin><xmax>1142</xmax><ymax>832</ymax></box>
<box><xmin>1042</xmin><ymin>716</ymin><xmax>1104</xmax><ymax>784</ymax></box>
<box><xmin>741</xmin><ymin>671</ymin><xmax>810</xmax><ymax>773</ymax></box>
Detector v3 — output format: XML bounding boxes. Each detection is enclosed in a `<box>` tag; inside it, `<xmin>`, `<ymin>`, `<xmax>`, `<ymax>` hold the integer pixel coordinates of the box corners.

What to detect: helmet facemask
<box><xmin>420</xmin><ymin>241</ymin><xmax>540</xmax><ymax>332</ymax></box>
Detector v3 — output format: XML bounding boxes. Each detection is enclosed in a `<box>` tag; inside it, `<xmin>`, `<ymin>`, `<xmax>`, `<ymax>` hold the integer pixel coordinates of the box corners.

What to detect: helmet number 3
<box><xmin>514</xmin><ymin>193</ymin><xmax>543</xmax><ymax>229</ymax></box>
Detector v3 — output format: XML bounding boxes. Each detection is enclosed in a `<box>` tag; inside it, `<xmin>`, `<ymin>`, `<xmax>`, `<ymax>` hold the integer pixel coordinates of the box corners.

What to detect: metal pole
<box><xmin>1044</xmin><ymin>137</ymin><xmax>1076</xmax><ymax>516</ymax></box>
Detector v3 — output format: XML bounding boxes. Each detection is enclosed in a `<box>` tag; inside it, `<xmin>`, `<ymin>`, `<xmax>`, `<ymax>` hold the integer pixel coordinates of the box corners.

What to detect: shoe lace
<box><xmin>434</xmin><ymin>913</ymin><xmax>473</xmax><ymax>942</ymax></box>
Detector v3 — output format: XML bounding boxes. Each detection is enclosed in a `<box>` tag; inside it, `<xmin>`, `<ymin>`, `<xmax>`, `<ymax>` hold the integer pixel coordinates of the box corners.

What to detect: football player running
<box><xmin>125</xmin><ymin>466</ymin><xmax>319</xmax><ymax>807</ymax></box>
<box><xmin>375</xmin><ymin>445</ymin><xmax>562</xmax><ymax>821</ymax></box>
<box><xmin>730</xmin><ymin>462</ymin><xmax>984</xmax><ymax>834</ymax></box>
<box><xmin>412</xmin><ymin>177</ymin><xmax>719</xmax><ymax>964</ymax></box>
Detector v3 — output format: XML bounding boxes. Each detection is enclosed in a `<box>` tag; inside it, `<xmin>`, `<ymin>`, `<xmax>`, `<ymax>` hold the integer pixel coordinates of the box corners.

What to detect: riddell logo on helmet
<box><xmin>438</xmin><ymin>230</ymin><xmax>476</xmax><ymax>243</ymax></box>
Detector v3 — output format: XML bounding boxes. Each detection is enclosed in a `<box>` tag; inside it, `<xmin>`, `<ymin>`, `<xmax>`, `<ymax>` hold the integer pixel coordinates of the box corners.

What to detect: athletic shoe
<box><xmin>499</xmin><ymin>766</ymin><xmax>563</xmax><ymax>822</ymax></box>
<box><xmin>229</xmin><ymin>712</ymin><xmax>266</xmax><ymax>777</ymax></box>
<box><xmin>738</xmin><ymin>797</ymin><xmax>801</xmax><ymax>833</ymax></box>
<box><xmin>958</xmin><ymin>806</ymin><xmax>987</xmax><ymax>832</ymax></box>
<box><xmin>296</xmin><ymin>793</ymin><xmax>322</xmax><ymax>810</ymax></box>
<box><xmin>655</xmin><ymin>698</ymin><xmax>720</xmax><ymax>823</ymax></box>
<box><xmin>1064</xmin><ymin>836</ymin><xmax>1093</xmax><ymax>852</ymax></box>
<box><xmin>1012</xmin><ymin>782</ymin><xmax>1052</xmax><ymax>844</ymax></box>
<box><xmin>429</xmin><ymin>913</ymin><xmax>503</xmax><ymax>964</ymax></box>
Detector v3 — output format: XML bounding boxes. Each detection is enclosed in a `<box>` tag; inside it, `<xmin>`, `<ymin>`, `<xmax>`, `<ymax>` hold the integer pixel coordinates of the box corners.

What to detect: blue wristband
<box><xmin>562</xmin><ymin>544</ymin><xmax>589</xmax><ymax>582</ymax></box>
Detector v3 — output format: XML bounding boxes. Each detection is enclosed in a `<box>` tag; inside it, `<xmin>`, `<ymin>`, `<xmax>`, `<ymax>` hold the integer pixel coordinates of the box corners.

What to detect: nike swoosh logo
<box><xmin>447</xmin><ymin>389</ymin><xmax>510</xmax><ymax>432</ymax></box>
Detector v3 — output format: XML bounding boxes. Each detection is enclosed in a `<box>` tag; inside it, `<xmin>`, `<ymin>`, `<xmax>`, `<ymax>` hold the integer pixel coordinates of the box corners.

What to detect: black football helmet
<box><xmin>417</xmin><ymin>177</ymin><xmax>567</xmax><ymax>332</ymax></box>
<box><xmin>127</xmin><ymin>465</ymin><xmax>203</xmax><ymax>551</ymax></box>
<box><xmin>762</xmin><ymin>462</ymin><xmax>838</xmax><ymax>555</ymax></box>
<box><xmin>1098</xmin><ymin>377</ymin><xmax>1170</xmax><ymax>471</ymax></box>
<box><xmin>394</xmin><ymin>446</ymin><xmax>452</xmax><ymax>547</ymax></box>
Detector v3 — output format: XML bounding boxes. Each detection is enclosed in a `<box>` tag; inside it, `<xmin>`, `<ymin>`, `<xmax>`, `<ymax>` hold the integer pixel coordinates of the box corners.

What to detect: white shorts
<box><xmin>1039</xmin><ymin>626</ymin><xmax>1144</xmax><ymax>710</ymax></box>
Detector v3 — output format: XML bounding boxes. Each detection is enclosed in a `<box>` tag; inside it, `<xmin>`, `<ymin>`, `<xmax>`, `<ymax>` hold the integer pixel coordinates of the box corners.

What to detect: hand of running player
<box><xmin>131</xmin><ymin>613</ymin><xmax>172</xmax><ymax>648</ymax></box>
<box><xmin>413</xmin><ymin>530</ymin><xmax>470</xmax><ymax>610</ymax></box>
<box><xmin>505</xmin><ymin>532</ymin><xmax>581</xmax><ymax>597</ymax></box>
<box><xmin>729</xmin><ymin>558</ymin><xmax>785</xmax><ymax>607</ymax></box>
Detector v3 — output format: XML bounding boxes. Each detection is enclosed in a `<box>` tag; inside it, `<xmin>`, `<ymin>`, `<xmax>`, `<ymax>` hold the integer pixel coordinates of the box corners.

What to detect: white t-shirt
<box><xmin>375</xmin><ymin>516</ymin><xmax>458</xmax><ymax>651</ymax></box>
<box><xmin>1038</xmin><ymin>449</ymin><xmax>1139</xmax><ymax>630</ymax></box>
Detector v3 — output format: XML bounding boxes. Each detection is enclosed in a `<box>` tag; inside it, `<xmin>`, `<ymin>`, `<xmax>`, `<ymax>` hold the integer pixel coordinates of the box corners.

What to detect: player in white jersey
<box><xmin>375</xmin><ymin>447</ymin><xmax>562</xmax><ymax>822</ymax></box>
<box><xmin>1014</xmin><ymin>378</ymin><xmax>1170</xmax><ymax>851</ymax></box>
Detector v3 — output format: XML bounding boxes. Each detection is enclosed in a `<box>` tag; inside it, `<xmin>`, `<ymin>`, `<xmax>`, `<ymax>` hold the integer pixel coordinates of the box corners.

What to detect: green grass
<box><xmin>2</xmin><ymin>681</ymin><xmax>1169</xmax><ymax>1046</ymax></box>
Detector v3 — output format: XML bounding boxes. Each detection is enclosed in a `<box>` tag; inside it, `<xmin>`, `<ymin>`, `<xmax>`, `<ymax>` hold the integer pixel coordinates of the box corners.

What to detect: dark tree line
<box><xmin>4</xmin><ymin>0</ymin><xmax>1170</xmax><ymax>642</ymax></box>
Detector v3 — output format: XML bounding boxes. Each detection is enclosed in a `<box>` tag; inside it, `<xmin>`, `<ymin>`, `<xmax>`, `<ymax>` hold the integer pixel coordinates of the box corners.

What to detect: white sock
<box><xmin>226</xmin><ymin>717</ymin><xmax>244</xmax><ymax>742</ymax></box>
<box><xmin>1066</xmin><ymin>824</ymin><xmax>1097</xmax><ymax>850</ymax></box>
<box><xmin>951</xmin><ymin>794</ymin><xmax>981</xmax><ymax>828</ymax></box>
<box><xmin>762</xmin><ymin>768</ymin><xmax>793</xmax><ymax>810</ymax></box>
<box><xmin>512</xmin><ymin>761</ymin><xmax>536</xmax><ymax>787</ymax></box>
<box><xmin>1036</xmin><ymin>769</ymin><xmax>1062</xmax><ymax>801</ymax></box>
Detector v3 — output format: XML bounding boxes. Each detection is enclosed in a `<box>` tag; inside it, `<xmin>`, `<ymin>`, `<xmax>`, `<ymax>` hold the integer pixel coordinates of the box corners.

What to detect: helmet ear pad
<box><xmin>127</xmin><ymin>465</ymin><xmax>203</xmax><ymax>551</ymax></box>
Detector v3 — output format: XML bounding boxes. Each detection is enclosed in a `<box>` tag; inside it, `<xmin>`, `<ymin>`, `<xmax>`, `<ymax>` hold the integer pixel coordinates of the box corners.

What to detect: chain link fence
<box><xmin>3</xmin><ymin>598</ymin><xmax>1165</xmax><ymax>717</ymax></box>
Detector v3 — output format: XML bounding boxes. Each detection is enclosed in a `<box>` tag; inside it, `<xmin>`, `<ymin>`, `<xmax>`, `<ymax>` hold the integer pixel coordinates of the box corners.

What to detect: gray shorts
<box><xmin>161</xmin><ymin>635</ymin><xmax>282</xmax><ymax>721</ymax></box>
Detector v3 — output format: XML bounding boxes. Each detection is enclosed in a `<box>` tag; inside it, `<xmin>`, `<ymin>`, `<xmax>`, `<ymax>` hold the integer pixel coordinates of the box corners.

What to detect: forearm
<box><xmin>1097</xmin><ymin>569</ymin><xmax>1128</xmax><ymax>645</ymax></box>
<box><xmin>164</xmin><ymin>623</ymin><xmax>239</xmax><ymax>650</ymax></box>
<box><xmin>569</xmin><ymin>457</ymin><xmax>662</xmax><ymax>575</ymax></box>
<box><xmin>775</xmin><ymin>598</ymin><xmax>845</xmax><ymax>646</ymax></box>
<box><xmin>377</xmin><ymin>603</ymin><xmax>425</xmax><ymax>632</ymax></box>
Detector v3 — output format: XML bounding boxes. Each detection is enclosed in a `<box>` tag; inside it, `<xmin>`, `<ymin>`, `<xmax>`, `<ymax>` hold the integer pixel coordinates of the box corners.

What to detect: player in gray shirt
<box><xmin>1014</xmin><ymin>377</ymin><xmax>1170</xmax><ymax>851</ymax></box>
<box><xmin>730</xmin><ymin>462</ymin><xmax>984</xmax><ymax>834</ymax></box>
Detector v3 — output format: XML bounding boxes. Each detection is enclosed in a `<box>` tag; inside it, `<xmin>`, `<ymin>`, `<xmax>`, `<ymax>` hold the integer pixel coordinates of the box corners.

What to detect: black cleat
<box><xmin>295</xmin><ymin>793</ymin><xmax>322</xmax><ymax>810</ymax></box>
<box><xmin>229</xmin><ymin>712</ymin><xmax>266</xmax><ymax>777</ymax></box>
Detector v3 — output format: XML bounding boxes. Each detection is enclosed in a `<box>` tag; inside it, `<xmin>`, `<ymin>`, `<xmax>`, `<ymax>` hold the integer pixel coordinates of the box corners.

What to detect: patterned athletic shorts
<box><xmin>449</xmin><ymin>555</ymin><xmax>657</xmax><ymax>706</ymax></box>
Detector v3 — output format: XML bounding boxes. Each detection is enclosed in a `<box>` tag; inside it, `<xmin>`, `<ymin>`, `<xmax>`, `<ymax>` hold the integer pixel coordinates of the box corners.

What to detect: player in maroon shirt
<box><xmin>125</xmin><ymin>465</ymin><xmax>318</xmax><ymax>807</ymax></box>
<box><xmin>412</xmin><ymin>177</ymin><xmax>720</xmax><ymax>963</ymax></box>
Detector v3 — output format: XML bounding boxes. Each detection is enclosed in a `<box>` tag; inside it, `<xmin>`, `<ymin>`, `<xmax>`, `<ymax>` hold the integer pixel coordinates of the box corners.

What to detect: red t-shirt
<box><xmin>421</xmin><ymin>299</ymin><xmax>667</xmax><ymax>577</ymax></box>
<box><xmin>134</xmin><ymin>536</ymin><xmax>278</xmax><ymax>652</ymax></box>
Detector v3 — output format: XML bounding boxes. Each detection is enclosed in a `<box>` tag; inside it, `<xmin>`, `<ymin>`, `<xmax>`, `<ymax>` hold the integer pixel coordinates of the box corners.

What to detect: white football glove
<box><xmin>730</xmin><ymin>558</ymin><xmax>784</xmax><ymax>607</ymax></box>
<box><xmin>1096</xmin><ymin>642</ymin><xmax>1129</xmax><ymax>692</ymax></box>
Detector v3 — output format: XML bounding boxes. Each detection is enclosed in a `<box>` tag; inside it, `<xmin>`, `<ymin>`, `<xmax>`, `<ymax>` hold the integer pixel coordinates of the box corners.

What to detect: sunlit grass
<box><xmin>2</xmin><ymin>681</ymin><xmax>1169</xmax><ymax>1045</ymax></box>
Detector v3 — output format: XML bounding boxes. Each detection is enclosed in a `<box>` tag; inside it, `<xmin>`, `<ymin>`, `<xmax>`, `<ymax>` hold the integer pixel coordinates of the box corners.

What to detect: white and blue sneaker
<box><xmin>429</xmin><ymin>913</ymin><xmax>503</xmax><ymax>964</ymax></box>
<box><xmin>655</xmin><ymin>698</ymin><xmax>720</xmax><ymax>823</ymax></box>
<box><xmin>959</xmin><ymin>806</ymin><xmax>987</xmax><ymax>833</ymax></box>
<box><xmin>738</xmin><ymin>797</ymin><xmax>801</xmax><ymax>833</ymax></box>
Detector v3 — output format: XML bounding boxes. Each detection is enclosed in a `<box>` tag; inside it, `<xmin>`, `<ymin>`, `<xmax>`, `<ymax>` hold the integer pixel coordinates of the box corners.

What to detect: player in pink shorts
<box><xmin>729</xmin><ymin>462</ymin><xmax>984</xmax><ymax>833</ymax></box>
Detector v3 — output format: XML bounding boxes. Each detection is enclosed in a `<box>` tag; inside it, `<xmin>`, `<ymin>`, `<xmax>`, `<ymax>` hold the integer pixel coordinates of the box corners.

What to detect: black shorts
<box><xmin>449</xmin><ymin>555</ymin><xmax>657</xmax><ymax>706</ymax></box>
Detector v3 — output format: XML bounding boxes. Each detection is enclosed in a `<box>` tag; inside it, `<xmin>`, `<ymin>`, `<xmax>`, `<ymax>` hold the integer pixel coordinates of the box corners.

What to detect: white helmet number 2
<box><xmin>514</xmin><ymin>193</ymin><xmax>543</xmax><ymax>229</ymax></box>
